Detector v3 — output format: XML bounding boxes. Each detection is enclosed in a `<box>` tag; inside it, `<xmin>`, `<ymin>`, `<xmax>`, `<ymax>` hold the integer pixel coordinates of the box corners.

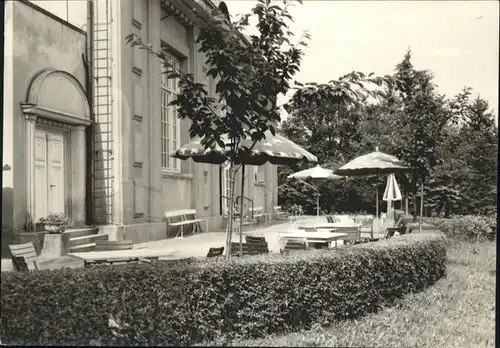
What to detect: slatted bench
<box><xmin>165</xmin><ymin>209</ymin><xmax>208</xmax><ymax>238</ymax></box>
<box><xmin>182</xmin><ymin>209</ymin><xmax>209</xmax><ymax>234</ymax></box>
<box><xmin>9</xmin><ymin>243</ymin><xmax>39</xmax><ymax>271</ymax></box>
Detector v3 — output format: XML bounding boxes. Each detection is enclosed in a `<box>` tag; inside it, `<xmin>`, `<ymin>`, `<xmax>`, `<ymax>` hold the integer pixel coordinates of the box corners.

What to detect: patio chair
<box><xmin>206</xmin><ymin>246</ymin><xmax>224</xmax><ymax>258</ymax></box>
<box><xmin>353</xmin><ymin>239</ymin><xmax>369</xmax><ymax>245</ymax></box>
<box><xmin>384</xmin><ymin>228</ymin><xmax>399</xmax><ymax>239</ymax></box>
<box><xmin>282</xmin><ymin>239</ymin><xmax>308</xmax><ymax>253</ymax></box>
<box><xmin>9</xmin><ymin>243</ymin><xmax>39</xmax><ymax>272</ymax></box>
<box><xmin>385</xmin><ymin>223</ymin><xmax>407</xmax><ymax>238</ymax></box>
<box><xmin>335</xmin><ymin>226</ymin><xmax>361</xmax><ymax>245</ymax></box>
<box><xmin>245</xmin><ymin>235</ymin><xmax>270</xmax><ymax>254</ymax></box>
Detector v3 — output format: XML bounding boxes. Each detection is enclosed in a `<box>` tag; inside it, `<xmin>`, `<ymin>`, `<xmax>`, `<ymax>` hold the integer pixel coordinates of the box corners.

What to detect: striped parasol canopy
<box><xmin>335</xmin><ymin>147</ymin><xmax>408</xmax><ymax>176</ymax></box>
<box><xmin>172</xmin><ymin>132</ymin><xmax>318</xmax><ymax>166</ymax></box>
<box><xmin>383</xmin><ymin>173</ymin><xmax>402</xmax><ymax>221</ymax></box>
<box><xmin>383</xmin><ymin>174</ymin><xmax>402</xmax><ymax>201</ymax></box>
<box><xmin>287</xmin><ymin>164</ymin><xmax>342</xmax><ymax>180</ymax></box>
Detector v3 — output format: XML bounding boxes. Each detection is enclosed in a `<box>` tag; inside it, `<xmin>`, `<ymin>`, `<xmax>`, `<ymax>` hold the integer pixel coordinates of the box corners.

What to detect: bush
<box><xmin>0</xmin><ymin>232</ymin><xmax>447</xmax><ymax>346</ymax></box>
<box><xmin>426</xmin><ymin>214</ymin><xmax>496</xmax><ymax>242</ymax></box>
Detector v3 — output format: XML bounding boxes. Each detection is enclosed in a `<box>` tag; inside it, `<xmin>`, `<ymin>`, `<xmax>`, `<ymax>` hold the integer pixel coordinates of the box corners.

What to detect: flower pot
<box><xmin>44</xmin><ymin>224</ymin><xmax>65</xmax><ymax>234</ymax></box>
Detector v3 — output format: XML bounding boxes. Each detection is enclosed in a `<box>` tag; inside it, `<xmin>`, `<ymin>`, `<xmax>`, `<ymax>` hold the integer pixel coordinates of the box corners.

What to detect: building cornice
<box><xmin>20</xmin><ymin>103</ymin><xmax>91</xmax><ymax>126</ymax></box>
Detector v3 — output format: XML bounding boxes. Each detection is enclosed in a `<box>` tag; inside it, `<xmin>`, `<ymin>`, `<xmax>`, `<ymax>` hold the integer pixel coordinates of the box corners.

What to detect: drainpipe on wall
<box><xmin>84</xmin><ymin>0</ymin><xmax>96</xmax><ymax>227</ymax></box>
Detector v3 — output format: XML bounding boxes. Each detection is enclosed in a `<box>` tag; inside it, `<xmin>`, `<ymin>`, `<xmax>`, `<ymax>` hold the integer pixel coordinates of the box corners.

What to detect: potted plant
<box><xmin>38</xmin><ymin>213</ymin><xmax>73</xmax><ymax>234</ymax></box>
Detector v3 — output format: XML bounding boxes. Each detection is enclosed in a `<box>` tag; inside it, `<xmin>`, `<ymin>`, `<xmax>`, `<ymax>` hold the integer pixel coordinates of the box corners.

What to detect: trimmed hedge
<box><xmin>1</xmin><ymin>231</ymin><xmax>447</xmax><ymax>345</ymax></box>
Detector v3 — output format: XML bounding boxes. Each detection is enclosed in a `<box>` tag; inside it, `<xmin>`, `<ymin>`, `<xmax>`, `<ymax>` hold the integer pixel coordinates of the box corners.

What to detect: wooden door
<box><xmin>33</xmin><ymin>129</ymin><xmax>65</xmax><ymax>222</ymax></box>
<box><xmin>47</xmin><ymin>131</ymin><xmax>65</xmax><ymax>214</ymax></box>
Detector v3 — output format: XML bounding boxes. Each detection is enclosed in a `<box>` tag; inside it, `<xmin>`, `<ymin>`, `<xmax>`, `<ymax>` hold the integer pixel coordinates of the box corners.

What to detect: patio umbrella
<box><xmin>287</xmin><ymin>164</ymin><xmax>343</xmax><ymax>217</ymax></box>
<box><xmin>335</xmin><ymin>147</ymin><xmax>409</xmax><ymax>236</ymax></box>
<box><xmin>383</xmin><ymin>173</ymin><xmax>402</xmax><ymax>221</ymax></box>
<box><xmin>172</xmin><ymin>131</ymin><xmax>317</xmax><ymax>258</ymax></box>
<box><xmin>173</xmin><ymin>132</ymin><xmax>317</xmax><ymax>165</ymax></box>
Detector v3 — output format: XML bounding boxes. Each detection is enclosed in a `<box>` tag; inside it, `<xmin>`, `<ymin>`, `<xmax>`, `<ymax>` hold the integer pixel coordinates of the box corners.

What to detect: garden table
<box><xmin>279</xmin><ymin>231</ymin><xmax>348</xmax><ymax>249</ymax></box>
<box><xmin>68</xmin><ymin>249</ymin><xmax>175</xmax><ymax>267</ymax></box>
<box><xmin>297</xmin><ymin>222</ymin><xmax>362</xmax><ymax>231</ymax></box>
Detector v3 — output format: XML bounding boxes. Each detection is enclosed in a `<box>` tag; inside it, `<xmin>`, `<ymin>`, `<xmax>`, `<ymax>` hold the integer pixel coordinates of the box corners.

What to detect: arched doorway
<box><xmin>20</xmin><ymin>69</ymin><xmax>91</xmax><ymax>230</ymax></box>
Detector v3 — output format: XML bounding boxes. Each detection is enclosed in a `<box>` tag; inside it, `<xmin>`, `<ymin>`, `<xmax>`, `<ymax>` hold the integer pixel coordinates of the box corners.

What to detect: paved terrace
<box><xmin>1</xmin><ymin>216</ymin><xmax>388</xmax><ymax>272</ymax></box>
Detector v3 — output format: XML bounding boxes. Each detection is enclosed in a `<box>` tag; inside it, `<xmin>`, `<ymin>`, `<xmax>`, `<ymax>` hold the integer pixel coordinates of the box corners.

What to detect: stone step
<box><xmin>63</xmin><ymin>227</ymin><xmax>98</xmax><ymax>239</ymax></box>
<box><xmin>69</xmin><ymin>243</ymin><xmax>96</xmax><ymax>253</ymax></box>
<box><xmin>69</xmin><ymin>233</ymin><xmax>108</xmax><ymax>247</ymax></box>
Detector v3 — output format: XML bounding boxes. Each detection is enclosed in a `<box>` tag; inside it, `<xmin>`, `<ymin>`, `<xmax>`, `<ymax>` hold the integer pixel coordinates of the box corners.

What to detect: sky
<box><xmin>32</xmin><ymin>0</ymin><xmax>499</xmax><ymax>121</ymax></box>
<box><xmin>225</xmin><ymin>0</ymin><xmax>499</xmax><ymax>120</ymax></box>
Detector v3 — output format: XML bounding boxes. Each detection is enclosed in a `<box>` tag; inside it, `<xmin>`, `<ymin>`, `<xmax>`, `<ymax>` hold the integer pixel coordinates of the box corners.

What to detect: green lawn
<box><xmin>233</xmin><ymin>240</ymin><xmax>496</xmax><ymax>347</ymax></box>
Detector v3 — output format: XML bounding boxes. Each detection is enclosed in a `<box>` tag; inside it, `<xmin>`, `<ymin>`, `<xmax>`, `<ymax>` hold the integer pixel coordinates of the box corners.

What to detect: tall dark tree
<box><xmin>458</xmin><ymin>96</ymin><xmax>497</xmax><ymax>214</ymax></box>
<box><xmin>391</xmin><ymin>49</ymin><xmax>453</xmax><ymax>222</ymax></box>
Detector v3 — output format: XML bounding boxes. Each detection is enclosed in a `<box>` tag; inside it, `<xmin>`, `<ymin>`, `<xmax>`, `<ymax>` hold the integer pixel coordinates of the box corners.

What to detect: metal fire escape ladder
<box><xmin>92</xmin><ymin>0</ymin><xmax>115</xmax><ymax>225</ymax></box>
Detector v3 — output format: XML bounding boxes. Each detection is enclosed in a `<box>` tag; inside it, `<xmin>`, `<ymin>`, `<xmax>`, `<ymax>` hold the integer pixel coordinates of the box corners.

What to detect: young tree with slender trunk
<box><xmin>127</xmin><ymin>0</ymin><xmax>308</xmax><ymax>258</ymax></box>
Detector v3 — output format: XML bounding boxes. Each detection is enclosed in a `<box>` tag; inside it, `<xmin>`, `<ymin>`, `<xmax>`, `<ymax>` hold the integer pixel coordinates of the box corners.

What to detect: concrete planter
<box><xmin>39</xmin><ymin>233</ymin><xmax>64</xmax><ymax>259</ymax></box>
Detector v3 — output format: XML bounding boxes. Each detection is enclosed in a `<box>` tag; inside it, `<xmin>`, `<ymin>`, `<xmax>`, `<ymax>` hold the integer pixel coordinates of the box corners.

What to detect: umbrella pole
<box><xmin>239</xmin><ymin>165</ymin><xmax>245</xmax><ymax>255</ymax></box>
<box><xmin>317</xmin><ymin>181</ymin><xmax>320</xmax><ymax>218</ymax></box>
<box><xmin>419</xmin><ymin>180</ymin><xmax>424</xmax><ymax>233</ymax></box>
<box><xmin>376</xmin><ymin>177</ymin><xmax>379</xmax><ymax>237</ymax></box>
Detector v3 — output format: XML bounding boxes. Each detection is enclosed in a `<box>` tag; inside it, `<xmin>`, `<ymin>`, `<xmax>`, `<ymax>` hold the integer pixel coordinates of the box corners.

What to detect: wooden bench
<box><xmin>207</xmin><ymin>247</ymin><xmax>224</xmax><ymax>258</ymax></box>
<box><xmin>273</xmin><ymin>206</ymin><xmax>289</xmax><ymax>220</ymax></box>
<box><xmin>182</xmin><ymin>209</ymin><xmax>209</xmax><ymax>234</ymax></box>
<box><xmin>9</xmin><ymin>243</ymin><xmax>39</xmax><ymax>272</ymax></box>
<box><xmin>165</xmin><ymin>209</ymin><xmax>208</xmax><ymax>238</ymax></box>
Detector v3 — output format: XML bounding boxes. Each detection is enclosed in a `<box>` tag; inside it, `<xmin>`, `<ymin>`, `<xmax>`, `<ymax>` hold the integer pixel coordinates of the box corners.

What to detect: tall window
<box><xmin>161</xmin><ymin>53</ymin><xmax>181</xmax><ymax>171</ymax></box>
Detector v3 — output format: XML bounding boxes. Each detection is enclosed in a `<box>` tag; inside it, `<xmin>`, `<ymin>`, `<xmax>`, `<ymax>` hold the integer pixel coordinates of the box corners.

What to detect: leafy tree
<box><xmin>279</xmin><ymin>48</ymin><xmax>496</xmax><ymax>218</ymax></box>
<box><xmin>391</xmin><ymin>49</ymin><xmax>453</xmax><ymax>223</ymax></box>
<box><xmin>457</xmin><ymin>96</ymin><xmax>497</xmax><ymax>214</ymax></box>
<box><xmin>278</xmin><ymin>72</ymin><xmax>394</xmax><ymax>213</ymax></box>
<box><xmin>127</xmin><ymin>0</ymin><xmax>307</xmax><ymax>258</ymax></box>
